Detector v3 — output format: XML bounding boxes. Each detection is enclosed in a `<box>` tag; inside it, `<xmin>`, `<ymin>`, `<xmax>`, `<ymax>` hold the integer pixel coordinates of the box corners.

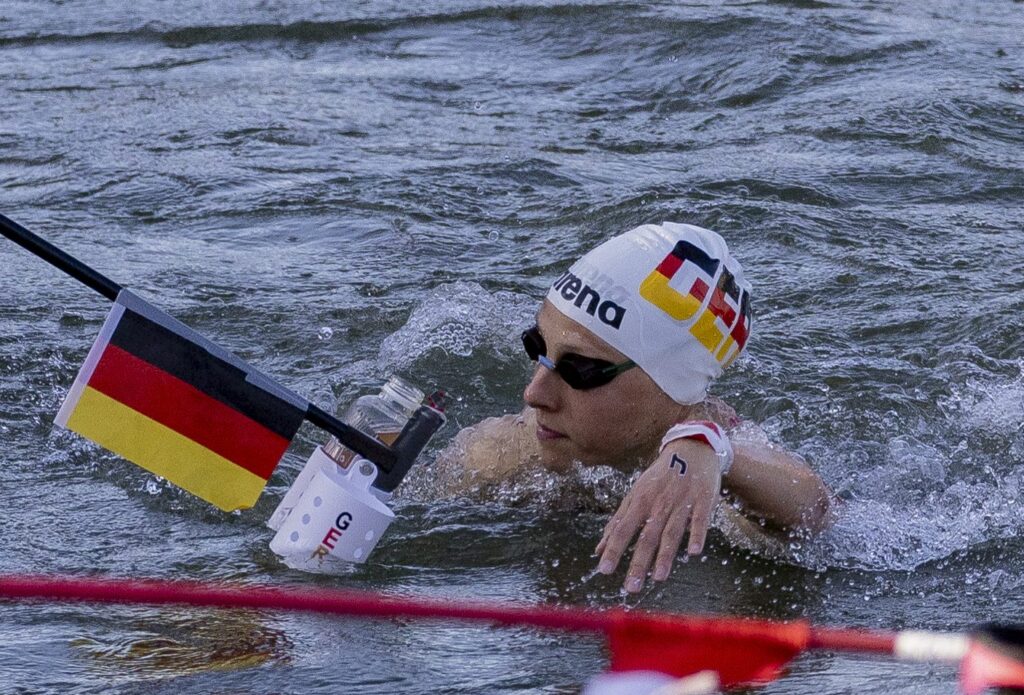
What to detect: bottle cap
<box><xmin>425</xmin><ymin>389</ymin><xmax>448</xmax><ymax>413</ymax></box>
<box><xmin>380</xmin><ymin>376</ymin><xmax>425</xmax><ymax>416</ymax></box>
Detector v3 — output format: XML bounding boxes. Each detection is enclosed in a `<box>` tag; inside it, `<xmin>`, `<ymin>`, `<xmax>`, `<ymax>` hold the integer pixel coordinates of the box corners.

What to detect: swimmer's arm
<box><xmin>698</xmin><ymin>401</ymin><xmax>833</xmax><ymax>533</ymax></box>
<box><xmin>723</xmin><ymin>433</ymin><xmax>834</xmax><ymax>534</ymax></box>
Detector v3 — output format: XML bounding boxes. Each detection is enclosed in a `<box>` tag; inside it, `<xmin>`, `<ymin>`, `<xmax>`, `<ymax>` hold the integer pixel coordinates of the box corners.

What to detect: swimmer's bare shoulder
<box><xmin>435</xmin><ymin>409</ymin><xmax>542</xmax><ymax>489</ymax></box>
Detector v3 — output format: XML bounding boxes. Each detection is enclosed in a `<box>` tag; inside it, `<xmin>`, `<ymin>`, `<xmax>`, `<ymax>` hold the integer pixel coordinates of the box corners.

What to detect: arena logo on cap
<box><xmin>639</xmin><ymin>240</ymin><xmax>751</xmax><ymax>366</ymax></box>
<box><xmin>551</xmin><ymin>270</ymin><xmax>626</xmax><ymax>329</ymax></box>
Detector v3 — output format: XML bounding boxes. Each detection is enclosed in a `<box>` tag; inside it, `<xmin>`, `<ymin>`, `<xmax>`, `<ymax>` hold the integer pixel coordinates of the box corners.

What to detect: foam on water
<box><xmin>378</xmin><ymin>281</ymin><xmax>536</xmax><ymax>370</ymax></box>
<box><xmin>739</xmin><ymin>368</ymin><xmax>1024</xmax><ymax>573</ymax></box>
<box><xmin>941</xmin><ymin>362</ymin><xmax>1024</xmax><ymax>440</ymax></box>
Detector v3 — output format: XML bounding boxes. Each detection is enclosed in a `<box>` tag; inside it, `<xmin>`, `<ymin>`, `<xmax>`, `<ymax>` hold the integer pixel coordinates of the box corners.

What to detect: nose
<box><xmin>523</xmin><ymin>360</ymin><xmax>563</xmax><ymax>411</ymax></box>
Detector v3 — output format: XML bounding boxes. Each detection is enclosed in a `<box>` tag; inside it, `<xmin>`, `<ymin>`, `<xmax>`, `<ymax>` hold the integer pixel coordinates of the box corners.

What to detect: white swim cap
<box><xmin>545</xmin><ymin>222</ymin><xmax>752</xmax><ymax>404</ymax></box>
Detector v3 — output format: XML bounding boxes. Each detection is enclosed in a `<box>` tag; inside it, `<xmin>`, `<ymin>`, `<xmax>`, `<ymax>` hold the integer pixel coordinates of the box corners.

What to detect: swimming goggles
<box><xmin>520</xmin><ymin>325</ymin><xmax>637</xmax><ymax>391</ymax></box>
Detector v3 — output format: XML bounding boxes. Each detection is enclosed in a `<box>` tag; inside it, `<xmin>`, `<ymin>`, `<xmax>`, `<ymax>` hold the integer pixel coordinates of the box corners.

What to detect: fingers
<box><xmin>652</xmin><ymin>503</ymin><xmax>693</xmax><ymax>582</ymax></box>
<box><xmin>624</xmin><ymin>514</ymin><xmax>668</xmax><ymax>592</ymax></box>
<box><xmin>620</xmin><ymin>499</ymin><xmax>706</xmax><ymax>592</ymax></box>
<box><xmin>629</xmin><ymin>497</ymin><xmax>709</xmax><ymax>591</ymax></box>
<box><xmin>595</xmin><ymin>492</ymin><xmax>632</xmax><ymax>558</ymax></box>
<box><xmin>601</xmin><ymin>499</ymin><xmax>693</xmax><ymax>593</ymax></box>
<box><xmin>593</xmin><ymin>449</ymin><xmax>722</xmax><ymax>592</ymax></box>
<box><xmin>686</xmin><ymin>496</ymin><xmax>714</xmax><ymax>556</ymax></box>
<box><xmin>596</xmin><ymin>506</ymin><xmax>643</xmax><ymax>576</ymax></box>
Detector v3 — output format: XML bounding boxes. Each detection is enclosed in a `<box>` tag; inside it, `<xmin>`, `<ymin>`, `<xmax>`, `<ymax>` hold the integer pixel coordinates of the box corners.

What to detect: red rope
<box><xmin>0</xmin><ymin>574</ymin><xmax>899</xmax><ymax>657</ymax></box>
<box><xmin>0</xmin><ymin>574</ymin><xmax>612</xmax><ymax>633</ymax></box>
<box><xmin>810</xmin><ymin>626</ymin><xmax>897</xmax><ymax>654</ymax></box>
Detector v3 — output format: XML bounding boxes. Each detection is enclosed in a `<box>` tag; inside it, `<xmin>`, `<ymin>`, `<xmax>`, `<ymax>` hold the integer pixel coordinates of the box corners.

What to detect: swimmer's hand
<box><xmin>594</xmin><ymin>439</ymin><xmax>723</xmax><ymax>593</ymax></box>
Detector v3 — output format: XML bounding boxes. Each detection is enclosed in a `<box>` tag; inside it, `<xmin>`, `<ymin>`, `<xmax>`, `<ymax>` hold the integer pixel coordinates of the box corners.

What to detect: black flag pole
<box><xmin>0</xmin><ymin>212</ymin><xmax>407</xmax><ymax>472</ymax></box>
<box><xmin>0</xmin><ymin>213</ymin><xmax>122</xmax><ymax>301</ymax></box>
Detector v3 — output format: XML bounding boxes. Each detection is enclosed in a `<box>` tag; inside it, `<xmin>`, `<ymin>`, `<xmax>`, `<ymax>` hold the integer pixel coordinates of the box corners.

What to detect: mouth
<box><xmin>535</xmin><ymin>422</ymin><xmax>567</xmax><ymax>441</ymax></box>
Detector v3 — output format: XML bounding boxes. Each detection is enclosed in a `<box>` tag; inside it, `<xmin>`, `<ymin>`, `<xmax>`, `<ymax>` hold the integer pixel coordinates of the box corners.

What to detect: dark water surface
<box><xmin>2</xmin><ymin>1</ymin><xmax>1023</xmax><ymax>692</ymax></box>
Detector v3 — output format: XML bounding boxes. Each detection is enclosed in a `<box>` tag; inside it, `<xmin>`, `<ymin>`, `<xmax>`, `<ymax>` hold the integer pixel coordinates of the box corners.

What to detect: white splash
<box><xmin>378</xmin><ymin>281</ymin><xmax>536</xmax><ymax>368</ymax></box>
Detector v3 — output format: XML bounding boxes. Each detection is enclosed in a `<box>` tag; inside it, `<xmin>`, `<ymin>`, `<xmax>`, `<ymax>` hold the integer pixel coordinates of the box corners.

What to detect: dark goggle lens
<box><xmin>520</xmin><ymin>326</ymin><xmax>630</xmax><ymax>391</ymax></box>
<box><xmin>521</xmin><ymin>326</ymin><xmax>545</xmax><ymax>361</ymax></box>
<box><xmin>555</xmin><ymin>354</ymin><xmax>619</xmax><ymax>390</ymax></box>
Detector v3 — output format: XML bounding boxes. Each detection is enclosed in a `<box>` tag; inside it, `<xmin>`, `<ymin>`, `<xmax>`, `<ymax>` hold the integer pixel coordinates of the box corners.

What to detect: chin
<box><xmin>537</xmin><ymin>439</ymin><xmax>614</xmax><ymax>471</ymax></box>
<box><xmin>535</xmin><ymin>439</ymin><xmax>576</xmax><ymax>472</ymax></box>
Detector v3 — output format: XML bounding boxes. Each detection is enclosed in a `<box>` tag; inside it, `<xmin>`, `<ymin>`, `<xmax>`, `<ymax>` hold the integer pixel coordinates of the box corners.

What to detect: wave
<box><xmin>0</xmin><ymin>3</ymin><xmax>627</xmax><ymax>48</ymax></box>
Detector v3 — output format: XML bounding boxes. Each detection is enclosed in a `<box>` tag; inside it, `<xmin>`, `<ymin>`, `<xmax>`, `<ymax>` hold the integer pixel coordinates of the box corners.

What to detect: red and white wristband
<box><xmin>659</xmin><ymin>420</ymin><xmax>734</xmax><ymax>476</ymax></box>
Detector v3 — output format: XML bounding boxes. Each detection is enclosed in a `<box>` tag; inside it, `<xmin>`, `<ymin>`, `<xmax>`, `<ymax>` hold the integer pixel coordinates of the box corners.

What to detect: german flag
<box><xmin>55</xmin><ymin>290</ymin><xmax>307</xmax><ymax>511</ymax></box>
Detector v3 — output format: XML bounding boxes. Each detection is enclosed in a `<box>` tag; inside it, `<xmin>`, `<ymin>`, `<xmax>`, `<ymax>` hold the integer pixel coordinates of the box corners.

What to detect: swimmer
<box><xmin>442</xmin><ymin>222</ymin><xmax>834</xmax><ymax>593</ymax></box>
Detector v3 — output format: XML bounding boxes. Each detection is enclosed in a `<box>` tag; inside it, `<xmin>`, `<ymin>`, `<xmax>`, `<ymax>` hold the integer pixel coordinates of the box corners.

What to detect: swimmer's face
<box><xmin>523</xmin><ymin>301</ymin><xmax>687</xmax><ymax>470</ymax></box>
